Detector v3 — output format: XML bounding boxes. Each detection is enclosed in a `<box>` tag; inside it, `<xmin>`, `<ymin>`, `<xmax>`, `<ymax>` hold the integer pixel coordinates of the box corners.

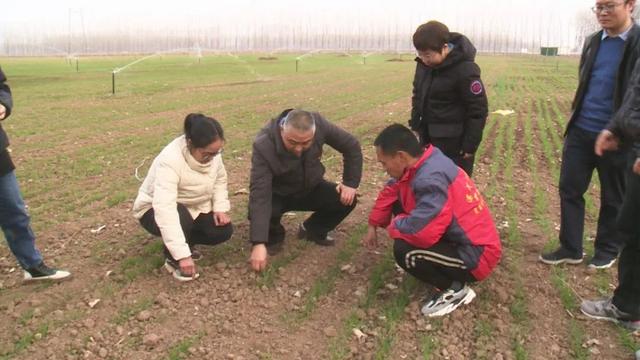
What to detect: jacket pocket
<box><xmin>427</xmin><ymin>122</ymin><xmax>464</xmax><ymax>138</ymax></box>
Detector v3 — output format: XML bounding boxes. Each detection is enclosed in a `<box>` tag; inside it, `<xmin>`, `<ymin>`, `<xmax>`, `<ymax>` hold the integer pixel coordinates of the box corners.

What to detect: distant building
<box><xmin>540</xmin><ymin>47</ymin><xmax>558</xmax><ymax>56</ymax></box>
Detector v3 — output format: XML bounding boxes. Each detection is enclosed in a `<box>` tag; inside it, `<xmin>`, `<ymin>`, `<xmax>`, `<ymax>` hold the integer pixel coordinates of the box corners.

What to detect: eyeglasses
<box><xmin>591</xmin><ymin>2</ymin><xmax>625</xmax><ymax>13</ymax></box>
<box><xmin>198</xmin><ymin>148</ymin><xmax>223</xmax><ymax>161</ymax></box>
<box><xmin>416</xmin><ymin>50</ymin><xmax>435</xmax><ymax>60</ymax></box>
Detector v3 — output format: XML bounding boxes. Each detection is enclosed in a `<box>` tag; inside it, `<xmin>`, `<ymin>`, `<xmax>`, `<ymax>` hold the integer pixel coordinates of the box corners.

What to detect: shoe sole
<box><xmin>164</xmin><ymin>262</ymin><xmax>199</xmax><ymax>282</ymax></box>
<box><xmin>538</xmin><ymin>255</ymin><xmax>583</xmax><ymax>265</ymax></box>
<box><xmin>310</xmin><ymin>239</ymin><xmax>335</xmax><ymax>247</ymax></box>
<box><xmin>23</xmin><ymin>272</ymin><xmax>72</xmax><ymax>282</ymax></box>
<box><xmin>580</xmin><ymin>308</ymin><xmax>640</xmax><ymax>330</ymax></box>
<box><xmin>298</xmin><ymin>225</ymin><xmax>335</xmax><ymax>247</ymax></box>
<box><xmin>587</xmin><ymin>259</ymin><xmax>616</xmax><ymax>269</ymax></box>
<box><xmin>426</xmin><ymin>288</ymin><xmax>476</xmax><ymax>317</ymax></box>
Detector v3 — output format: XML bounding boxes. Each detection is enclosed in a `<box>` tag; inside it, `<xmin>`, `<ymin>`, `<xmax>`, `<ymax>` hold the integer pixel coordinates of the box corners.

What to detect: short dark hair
<box><xmin>183</xmin><ymin>113</ymin><xmax>225</xmax><ymax>148</ymax></box>
<box><xmin>374</xmin><ymin>124</ymin><xmax>423</xmax><ymax>157</ymax></box>
<box><xmin>413</xmin><ymin>21</ymin><xmax>450</xmax><ymax>52</ymax></box>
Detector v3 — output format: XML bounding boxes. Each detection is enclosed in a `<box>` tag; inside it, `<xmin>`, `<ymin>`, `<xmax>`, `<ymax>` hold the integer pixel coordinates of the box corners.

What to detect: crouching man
<box><xmin>249</xmin><ymin>109</ymin><xmax>363</xmax><ymax>272</ymax></box>
<box><xmin>362</xmin><ymin>124</ymin><xmax>501</xmax><ymax>317</ymax></box>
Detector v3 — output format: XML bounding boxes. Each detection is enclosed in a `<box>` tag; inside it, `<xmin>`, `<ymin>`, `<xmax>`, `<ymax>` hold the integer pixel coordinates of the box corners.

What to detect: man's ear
<box><xmin>396</xmin><ymin>150</ymin><xmax>411</xmax><ymax>163</ymax></box>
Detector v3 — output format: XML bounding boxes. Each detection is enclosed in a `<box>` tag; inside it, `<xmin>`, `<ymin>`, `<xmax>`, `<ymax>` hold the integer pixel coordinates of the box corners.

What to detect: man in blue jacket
<box><xmin>540</xmin><ymin>0</ymin><xmax>640</xmax><ymax>269</ymax></box>
<box><xmin>0</xmin><ymin>67</ymin><xmax>71</xmax><ymax>281</ymax></box>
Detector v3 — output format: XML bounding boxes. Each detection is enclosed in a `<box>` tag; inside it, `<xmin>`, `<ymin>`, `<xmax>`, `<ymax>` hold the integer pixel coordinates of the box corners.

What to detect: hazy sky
<box><xmin>3</xmin><ymin>0</ymin><xmax>596</xmax><ymax>35</ymax></box>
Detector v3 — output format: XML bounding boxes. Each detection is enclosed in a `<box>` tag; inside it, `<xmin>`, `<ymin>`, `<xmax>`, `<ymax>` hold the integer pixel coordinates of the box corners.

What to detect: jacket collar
<box><xmin>179</xmin><ymin>135</ymin><xmax>213</xmax><ymax>174</ymax></box>
<box><xmin>399</xmin><ymin>145</ymin><xmax>433</xmax><ymax>182</ymax></box>
<box><xmin>602</xmin><ymin>21</ymin><xmax>638</xmax><ymax>41</ymax></box>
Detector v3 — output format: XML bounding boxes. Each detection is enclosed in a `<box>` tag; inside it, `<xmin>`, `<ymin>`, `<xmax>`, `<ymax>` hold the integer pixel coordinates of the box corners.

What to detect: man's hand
<box><xmin>361</xmin><ymin>225</ymin><xmax>378</xmax><ymax>249</ymax></box>
<box><xmin>336</xmin><ymin>183</ymin><xmax>357</xmax><ymax>206</ymax></box>
<box><xmin>213</xmin><ymin>212</ymin><xmax>231</xmax><ymax>226</ymax></box>
<box><xmin>595</xmin><ymin>130</ymin><xmax>619</xmax><ymax>156</ymax></box>
<box><xmin>178</xmin><ymin>257</ymin><xmax>197</xmax><ymax>277</ymax></box>
<box><xmin>250</xmin><ymin>244</ymin><xmax>268</xmax><ymax>272</ymax></box>
<box><xmin>634</xmin><ymin>158</ymin><xmax>640</xmax><ymax>175</ymax></box>
<box><xmin>0</xmin><ymin>104</ymin><xmax>6</xmax><ymax>120</ymax></box>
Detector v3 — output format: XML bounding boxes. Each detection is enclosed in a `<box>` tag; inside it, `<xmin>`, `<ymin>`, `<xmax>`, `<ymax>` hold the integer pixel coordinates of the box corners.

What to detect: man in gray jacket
<box><xmin>248</xmin><ymin>109</ymin><xmax>362</xmax><ymax>271</ymax></box>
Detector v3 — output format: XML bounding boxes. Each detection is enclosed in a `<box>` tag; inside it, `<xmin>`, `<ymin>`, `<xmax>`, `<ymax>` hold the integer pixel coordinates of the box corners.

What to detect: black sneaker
<box><xmin>164</xmin><ymin>258</ymin><xmax>199</xmax><ymax>282</ymax></box>
<box><xmin>297</xmin><ymin>224</ymin><xmax>335</xmax><ymax>247</ymax></box>
<box><xmin>580</xmin><ymin>298</ymin><xmax>640</xmax><ymax>330</ymax></box>
<box><xmin>539</xmin><ymin>248</ymin><xmax>583</xmax><ymax>265</ymax></box>
<box><xmin>588</xmin><ymin>254</ymin><xmax>616</xmax><ymax>269</ymax></box>
<box><xmin>266</xmin><ymin>239</ymin><xmax>285</xmax><ymax>255</ymax></box>
<box><xmin>23</xmin><ymin>263</ymin><xmax>71</xmax><ymax>282</ymax></box>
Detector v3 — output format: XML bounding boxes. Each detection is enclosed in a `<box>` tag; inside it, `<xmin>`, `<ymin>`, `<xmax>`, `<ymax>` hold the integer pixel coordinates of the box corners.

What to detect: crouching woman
<box><xmin>133</xmin><ymin>113</ymin><xmax>233</xmax><ymax>281</ymax></box>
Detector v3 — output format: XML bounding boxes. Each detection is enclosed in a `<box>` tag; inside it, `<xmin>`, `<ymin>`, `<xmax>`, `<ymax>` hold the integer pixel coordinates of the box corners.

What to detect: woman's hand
<box><xmin>178</xmin><ymin>257</ymin><xmax>197</xmax><ymax>277</ymax></box>
<box><xmin>213</xmin><ymin>212</ymin><xmax>231</xmax><ymax>226</ymax></box>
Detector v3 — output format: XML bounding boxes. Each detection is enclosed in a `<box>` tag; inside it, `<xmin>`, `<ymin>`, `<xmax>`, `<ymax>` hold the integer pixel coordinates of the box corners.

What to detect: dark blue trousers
<box><xmin>558</xmin><ymin>126</ymin><xmax>628</xmax><ymax>258</ymax></box>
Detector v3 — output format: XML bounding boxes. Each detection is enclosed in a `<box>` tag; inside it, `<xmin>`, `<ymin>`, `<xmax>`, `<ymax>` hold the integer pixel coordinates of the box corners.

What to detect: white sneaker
<box><xmin>421</xmin><ymin>285</ymin><xmax>476</xmax><ymax>317</ymax></box>
<box><xmin>164</xmin><ymin>259</ymin><xmax>199</xmax><ymax>282</ymax></box>
<box><xmin>23</xmin><ymin>263</ymin><xmax>71</xmax><ymax>282</ymax></box>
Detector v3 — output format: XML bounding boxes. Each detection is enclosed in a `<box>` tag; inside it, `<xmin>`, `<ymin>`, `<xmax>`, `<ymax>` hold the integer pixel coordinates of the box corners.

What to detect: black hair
<box><xmin>374</xmin><ymin>124</ymin><xmax>423</xmax><ymax>157</ymax></box>
<box><xmin>183</xmin><ymin>113</ymin><xmax>224</xmax><ymax>148</ymax></box>
<box><xmin>413</xmin><ymin>20</ymin><xmax>450</xmax><ymax>52</ymax></box>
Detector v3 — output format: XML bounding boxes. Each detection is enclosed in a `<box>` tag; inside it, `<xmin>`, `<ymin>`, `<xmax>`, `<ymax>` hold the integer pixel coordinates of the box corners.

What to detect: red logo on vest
<box><xmin>470</xmin><ymin>80</ymin><xmax>483</xmax><ymax>95</ymax></box>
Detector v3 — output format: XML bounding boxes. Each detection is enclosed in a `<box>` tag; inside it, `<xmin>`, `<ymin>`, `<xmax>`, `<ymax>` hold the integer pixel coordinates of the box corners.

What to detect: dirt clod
<box><xmin>136</xmin><ymin>310</ymin><xmax>152</xmax><ymax>321</ymax></box>
<box><xmin>323</xmin><ymin>326</ymin><xmax>338</xmax><ymax>337</ymax></box>
<box><xmin>142</xmin><ymin>333</ymin><xmax>160</xmax><ymax>347</ymax></box>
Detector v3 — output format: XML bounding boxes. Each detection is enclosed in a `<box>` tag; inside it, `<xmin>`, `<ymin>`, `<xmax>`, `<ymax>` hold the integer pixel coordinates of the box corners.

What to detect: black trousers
<box><xmin>268</xmin><ymin>180</ymin><xmax>356</xmax><ymax>245</ymax></box>
<box><xmin>612</xmin><ymin>168</ymin><xmax>640</xmax><ymax>319</ymax></box>
<box><xmin>419</xmin><ymin>134</ymin><xmax>474</xmax><ymax>177</ymax></box>
<box><xmin>393</xmin><ymin>239</ymin><xmax>477</xmax><ymax>291</ymax></box>
<box><xmin>559</xmin><ymin>127</ymin><xmax>628</xmax><ymax>258</ymax></box>
<box><xmin>139</xmin><ymin>204</ymin><xmax>233</xmax><ymax>261</ymax></box>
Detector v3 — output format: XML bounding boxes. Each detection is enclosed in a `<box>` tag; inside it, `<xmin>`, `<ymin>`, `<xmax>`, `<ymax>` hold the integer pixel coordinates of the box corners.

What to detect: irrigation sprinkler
<box><xmin>65</xmin><ymin>54</ymin><xmax>80</xmax><ymax>72</ymax></box>
<box><xmin>109</xmin><ymin>49</ymin><xmax>265</xmax><ymax>95</ymax></box>
<box><xmin>109</xmin><ymin>53</ymin><xmax>159</xmax><ymax>95</ymax></box>
<box><xmin>112</xmin><ymin>70</ymin><xmax>116</xmax><ymax>94</ymax></box>
<box><xmin>361</xmin><ymin>52</ymin><xmax>377</xmax><ymax>65</ymax></box>
<box><xmin>194</xmin><ymin>45</ymin><xmax>203</xmax><ymax>65</ymax></box>
<box><xmin>294</xmin><ymin>50</ymin><xmax>319</xmax><ymax>73</ymax></box>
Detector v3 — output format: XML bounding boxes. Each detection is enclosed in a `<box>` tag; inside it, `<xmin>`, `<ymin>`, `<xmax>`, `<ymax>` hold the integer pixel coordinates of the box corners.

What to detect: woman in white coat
<box><xmin>133</xmin><ymin>113</ymin><xmax>233</xmax><ymax>281</ymax></box>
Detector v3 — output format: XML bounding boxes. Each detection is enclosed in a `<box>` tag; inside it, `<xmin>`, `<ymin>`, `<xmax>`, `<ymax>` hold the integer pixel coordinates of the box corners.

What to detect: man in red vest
<box><xmin>362</xmin><ymin>124</ymin><xmax>501</xmax><ymax>317</ymax></box>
